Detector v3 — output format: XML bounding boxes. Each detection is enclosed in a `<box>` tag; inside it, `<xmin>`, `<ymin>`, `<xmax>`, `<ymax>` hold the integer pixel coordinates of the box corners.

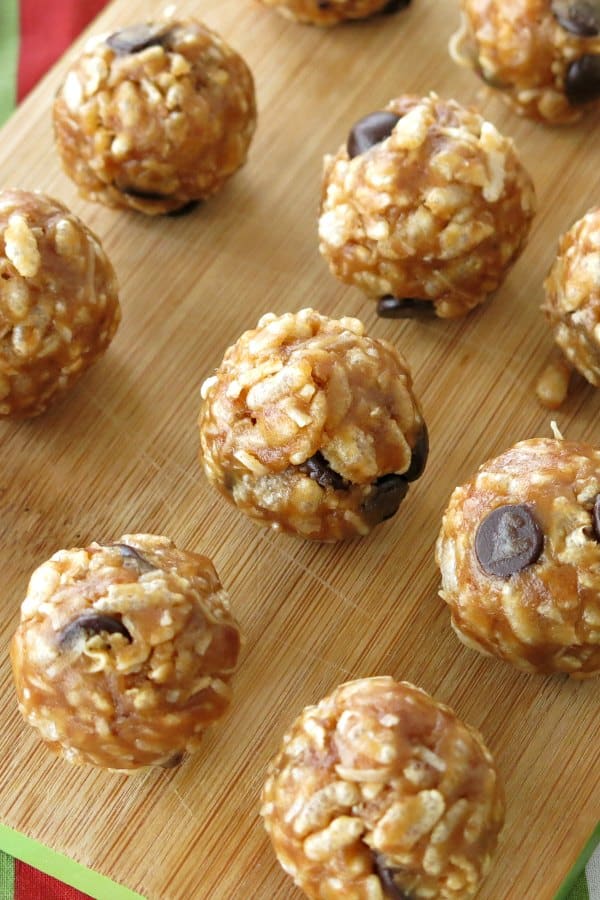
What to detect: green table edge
<box><xmin>555</xmin><ymin>822</ymin><xmax>600</xmax><ymax>900</ymax></box>
<box><xmin>0</xmin><ymin>823</ymin><xmax>146</xmax><ymax>900</ymax></box>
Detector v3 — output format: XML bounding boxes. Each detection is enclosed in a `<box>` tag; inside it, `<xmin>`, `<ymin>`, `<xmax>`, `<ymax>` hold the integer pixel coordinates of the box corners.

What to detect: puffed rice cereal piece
<box><xmin>261</xmin><ymin>677</ymin><xmax>504</xmax><ymax>899</ymax></box>
<box><xmin>318</xmin><ymin>93</ymin><xmax>535</xmax><ymax>319</ymax></box>
<box><xmin>542</xmin><ymin>207</ymin><xmax>600</xmax><ymax>393</ymax></box>
<box><xmin>257</xmin><ymin>0</ymin><xmax>409</xmax><ymax>27</ymax></box>
<box><xmin>199</xmin><ymin>308</ymin><xmax>428</xmax><ymax>541</ymax></box>
<box><xmin>53</xmin><ymin>18</ymin><xmax>256</xmax><ymax>215</ymax></box>
<box><xmin>0</xmin><ymin>189</ymin><xmax>120</xmax><ymax>417</ymax></box>
<box><xmin>450</xmin><ymin>0</ymin><xmax>600</xmax><ymax>124</ymax></box>
<box><xmin>436</xmin><ymin>436</ymin><xmax>600</xmax><ymax>677</ymax></box>
<box><xmin>11</xmin><ymin>534</ymin><xmax>241</xmax><ymax>770</ymax></box>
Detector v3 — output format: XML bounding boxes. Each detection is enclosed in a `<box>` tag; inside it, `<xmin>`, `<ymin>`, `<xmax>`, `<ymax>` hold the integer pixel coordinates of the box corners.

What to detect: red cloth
<box><xmin>17</xmin><ymin>0</ymin><xmax>108</xmax><ymax>101</ymax></box>
<box><xmin>15</xmin><ymin>860</ymin><xmax>91</xmax><ymax>900</ymax></box>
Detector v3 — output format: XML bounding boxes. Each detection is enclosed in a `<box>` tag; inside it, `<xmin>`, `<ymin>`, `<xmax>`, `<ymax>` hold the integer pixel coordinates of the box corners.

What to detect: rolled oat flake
<box><xmin>475</xmin><ymin>504</ymin><xmax>544</xmax><ymax>577</ymax></box>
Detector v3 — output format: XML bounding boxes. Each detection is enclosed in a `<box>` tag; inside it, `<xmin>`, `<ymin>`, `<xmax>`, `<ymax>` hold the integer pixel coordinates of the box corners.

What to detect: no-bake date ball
<box><xmin>451</xmin><ymin>0</ymin><xmax>600</xmax><ymax>123</ymax></box>
<box><xmin>318</xmin><ymin>94</ymin><xmax>535</xmax><ymax>319</ymax></box>
<box><xmin>53</xmin><ymin>18</ymin><xmax>256</xmax><ymax>215</ymax></box>
<box><xmin>436</xmin><ymin>437</ymin><xmax>600</xmax><ymax>677</ymax></box>
<box><xmin>11</xmin><ymin>535</ymin><xmax>241</xmax><ymax>769</ymax></box>
<box><xmin>0</xmin><ymin>189</ymin><xmax>120</xmax><ymax>417</ymax></box>
<box><xmin>543</xmin><ymin>206</ymin><xmax>600</xmax><ymax>388</ymax></box>
<box><xmin>199</xmin><ymin>309</ymin><xmax>428</xmax><ymax>541</ymax></box>
<box><xmin>257</xmin><ymin>0</ymin><xmax>410</xmax><ymax>27</ymax></box>
<box><xmin>261</xmin><ymin>677</ymin><xmax>504</xmax><ymax>899</ymax></box>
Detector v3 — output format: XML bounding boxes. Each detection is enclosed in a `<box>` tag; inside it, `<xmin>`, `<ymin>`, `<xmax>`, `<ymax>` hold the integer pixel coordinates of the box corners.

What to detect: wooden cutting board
<box><xmin>0</xmin><ymin>0</ymin><xmax>598</xmax><ymax>897</ymax></box>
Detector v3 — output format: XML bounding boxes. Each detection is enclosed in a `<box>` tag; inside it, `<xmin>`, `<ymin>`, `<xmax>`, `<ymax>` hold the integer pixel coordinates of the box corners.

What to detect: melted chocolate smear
<box><xmin>475</xmin><ymin>504</ymin><xmax>544</xmax><ymax>577</ymax></box>
<box><xmin>60</xmin><ymin>614</ymin><xmax>132</xmax><ymax>648</ymax></box>
<box><xmin>373</xmin><ymin>854</ymin><xmax>412</xmax><ymax>899</ymax></box>
<box><xmin>403</xmin><ymin>424</ymin><xmax>429</xmax><ymax>483</ymax></box>
<box><xmin>552</xmin><ymin>0</ymin><xmax>600</xmax><ymax>36</ymax></box>
<box><xmin>565</xmin><ymin>54</ymin><xmax>600</xmax><ymax>105</ymax></box>
<box><xmin>377</xmin><ymin>296</ymin><xmax>435</xmax><ymax>319</ymax></box>
<box><xmin>299</xmin><ymin>453</ymin><xmax>348</xmax><ymax>490</ymax></box>
<box><xmin>107</xmin><ymin>24</ymin><xmax>172</xmax><ymax>55</ymax></box>
<box><xmin>363</xmin><ymin>474</ymin><xmax>409</xmax><ymax>524</ymax></box>
<box><xmin>379</xmin><ymin>0</ymin><xmax>411</xmax><ymax>13</ymax></box>
<box><xmin>347</xmin><ymin>111</ymin><xmax>401</xmax><ymax>158</ymax></box>
<box><xmin>114</xmin><ymin>543</ymin><xmax>156</xmax><ymax>574</ymax></box>
<box><xmin>592</xmin><ymin>494</ymin><xmax>600</xmax><ymax>541</ymax></box>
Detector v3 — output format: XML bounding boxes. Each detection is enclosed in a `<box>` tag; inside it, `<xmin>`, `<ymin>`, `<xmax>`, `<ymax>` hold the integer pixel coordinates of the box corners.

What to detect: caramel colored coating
<box><xmin>53</xmin><ymin>18</ymin><xmax>256</xmax><ymax>215</ymax></box>
<box><xmin>318</xmin><ymin>94</ymin><xmax>535</xmax><ymax>318</ymax></box>
<box><xmin>451</xmin><ymin>0</ymin><xmax>600</xmax><ymax>124</ymax></box>
<box><xmin>437</xmin><ymin>438</ymin><xmax>600</xmax><ymax>677</ymax></box>
<box><xmin>199</xmin><ymin>309</ymin><xmax>427</xmax><ymax>541</ymax></box>
<box><xmin>0</xmin><ymin>189</ymin><xmax>120</xmax><ymax>417</ymax></box>
<box><xmin>11</xmin><ymin>535</ymin><xmax>241</xmax><ymax>769</ymax></box>
<box><xmin>543</xmin><ymin>207</ymin><xmax>600</xmax><ymax>388</ymax></box>
<box><xmin>257</xmin><ymin>0</ymin><xmax>405</xmax><ymax>27</ymax></box>
<box><xmin>261</xmin><ymin>677</ymin><xmax>504</xmax><ymax>899</ymax></box>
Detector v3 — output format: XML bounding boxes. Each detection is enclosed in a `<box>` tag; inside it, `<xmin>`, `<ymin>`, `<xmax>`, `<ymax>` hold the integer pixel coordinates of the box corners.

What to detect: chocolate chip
<box><xmin>107</xmin><ymin>24</ymin><xmax>172</xmax><ymax>55</ymax></box>
<box><xmin>552</xmin><ymin>1</ymin><xmax>600</xmax><ymax>36</ymax></box>
<box><xmin>377</xmin><ymin>296</ymin><xmax>435</xmax><ymax>319</ymax></box>
<box><xmin>114</xmin><ymin>543</ymin><xmax>156</xmax><ymax>574</ymax></box>
<box><xmin>373</xmin><ymin>854</ymin><xmax>411</xmax><ymax>899</ymax></box>
<box><xmin>347</xmin><ymin>112</ymin><xmax>401</xmax><ymax>159</ymax></box>
<box><xmin>362</xmin><ymin>474</ymin><xmax>409</xmax><ymax>524</ymax></box>
<box><xmin>166</xmin><ymin>201</ymin><xmax>200</xmax><ymax>218</ymax></box>
<box><xmin>160</xmin><ymin>751</ymin><xmax>186</xmax><ymax>769</ymax></box>
<box><xmin>379</xmin><ymin>0</ymin><xmax>411</xmax><ymax>13</ymax></box>
<box><xmin>593</xmin><ymin>495</ymin><xmax>600</xmax><ymax>541</ymax></box>
<box><xmin>475</xmin><ymin>504</ymin><xmax>544</xmax><ymax>577</ymax></box>
<box><xmin>317</xmin><ymin>1</ymin><xmax>331</xmax><ymax>7</ymax></box>
<box><xmin>119</xmin><ymin>186</ymin><xmax>169</xmax><ymax>202</ymax></box>
<box><xmin>60</xmin><ymin>614</ymin><xmax>132</xmax><ymax>648</ymax></box>
<box><xmin>298</xmin><ymin>452</ymin><xmax>348</xmax><ymax>490</ymax></box>
<box><xmin>565</xmin><ymin>54</ymin><xmax>600</xmax><ymax>105</ymax></box>
<box><xmin>404</xmin><ymin>425</ymin><xmax>429</xmax><ymax>483</ymax></box>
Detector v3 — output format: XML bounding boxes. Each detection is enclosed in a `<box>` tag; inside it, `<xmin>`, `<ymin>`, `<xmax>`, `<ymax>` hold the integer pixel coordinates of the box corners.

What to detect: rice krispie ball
<box><xmin>257</xmin><ymin>0</ymin><xmax>409</xmax><ymax>27</ymax></box>
<box><xmin>450</xmin><ymin>0</ymin><xmax>600</xmax><ymax>124</ymax></box>
<box><xmin>53</xmin><ymin>18</ymin><xmax>257</xmax><ymax>215</ymax></box>
<box><xmin>199</xmin><ymin>309</ymin><xmax>428</xmax><ymax>541</ymax></box>
<box><xmin>261</xmin><ymin>677</ymin><xmax>504</xmax><ymax>900</ymax></box>
<box><xmin>318</xmin><ymin>94</ymin><xmax>536</xmax><ymax>319</ymax></box>
<box><xmin>543</xmin><ymin>206</ymin><xmax>600</xmax><ymax>390</ymax></box>
<box><xmin>11</xmin><ymin>535</ymin><xmax>241</xmax><ymax>770</ymax></box>
<box><xmin>436</xmin><ymin>437</ymin><xmax>600</xmax><ymax>677</ymax></box>
<box><xmin>0</xmin><ymin>189</ymin><xmax>120</xmax><ymax>417</ymax></box>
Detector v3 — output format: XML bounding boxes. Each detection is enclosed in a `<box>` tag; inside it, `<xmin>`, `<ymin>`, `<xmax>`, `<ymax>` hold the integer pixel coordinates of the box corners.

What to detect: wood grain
<box><xmin>0</xmin><ymin>0</ymin><xmax>598</xmax><ymax>897</ymax></box>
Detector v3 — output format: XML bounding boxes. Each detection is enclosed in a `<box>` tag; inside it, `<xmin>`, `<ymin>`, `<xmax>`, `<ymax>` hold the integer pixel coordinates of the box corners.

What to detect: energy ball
<box><xmin>261</xmin><ymin>677</ymin><xmax>504</xmax><ymax>900</ymax></box>
<box><xmin>11</xmin><ymin>535</ymin><xmax>241</xmax><ymax>770</ymax></box>
<box><xmin>257</xmin><ymin>0</ymin><xmax>409</xmax><ymax>27</ymax></box>
<box><xmin>450</xmin><ymin>0</ymin><xmax>600</xmax><ymax>124</ymax></box>
<box><xmin>199</xmin><ymin>308</ymin><xmax>428</xmax><ymax>541</ymax></box>
<box><xmin>318</xmin><ymin>93</ymin><xmax>535</xmax><ymax>319</ymax></box>
<box><xmin>436</xmin><ymin>437</ymin><xmax>600</xmax><ymax>677</ymax></box>
<box><xmin>53</xmin><ymin>18</ymin><xmax>256</xmax><ymax>215</ymax></box>
<box><xmin>0</xmin><ymin>189</ymin><xmax>120</xmax><ymax>417</ymax></box>
<box><xmin>543</xmin><ymin>206</ymin><xmax>600</xmax><ymax>390</ymax></box>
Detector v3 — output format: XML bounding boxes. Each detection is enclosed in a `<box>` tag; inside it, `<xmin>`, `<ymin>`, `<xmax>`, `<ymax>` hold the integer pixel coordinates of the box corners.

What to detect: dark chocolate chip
<box><xmin>60</xmin><ymin>614</ymin><xmax>132</xmax><ymax>648</ymax></box>
<box><xmin>114</xmin><ymin>543</ymin><xmax>156</xmax><ymax>574</ymax></box>
<box><xmin>379</xmin><ymin>0</ymin><xmax>411</xmax><ymax>13</ymax></box>
<box><xmin>552</xmin><ymin>0</ymin><xmax>600</xmax><ymax>36</ymax></box>
<box><xmin>119</xmin><ymin>186</ymin><xmax>169</xmax><ymax>202</ymax></box>
<box><xmin>403</xmin><ymin>424</ymin><xmax>429</xmax><ymax>483</ymax></box>
<box><xmin>377</xmin><ymin>296</ymin><xmax>435</xmax><ymax>319</ymax></box>
<box><xmin>362</xmin><ymin>474</ymin><xmax>409</xmax><ymax>523</ymax></box>
<box><xmin>475</xmin><ymin>504</ymin><xmax>544</xmax><ymax>577</ymax></box>
<box><xmin>107</xmin><ymin>24</ymin><xmax>172</xmax><ymax>55</ymax></box>
<box><xmin>165</xmin><ymin>201</ymin><xmax>200</xmax><ymax>218</ymax></box>
<box><xmin>565</xmin><ymin>54</ymin><xmax>600</xmax><ymax>105</ymax></box>
<box><xmin>347</xmin><ymin>112</ymin><xmax>401</xmax><ymax>159</ymax></box>
<box><xmin>373</xmin><ymin>854</ymin><xmax>411</xmax><ymax>899</ymax></box>
<box><xmin>160</xmin><ymin>751</ymin><xmax>186</xmax><ymax>769</ymax></box>
<box><xmin>593</xmin><ymin>494</ymin><xmax>600</xmax><ymax>541</ymax></box>
<box><xmin>298</xmin><ymin>452</ymin><xmax>348</xmax><ymax>490</ymax></box>
<box><xmin>317</xmin><ymin>1</ymin><xmax>331</xmax><ymax>7</ymax></box>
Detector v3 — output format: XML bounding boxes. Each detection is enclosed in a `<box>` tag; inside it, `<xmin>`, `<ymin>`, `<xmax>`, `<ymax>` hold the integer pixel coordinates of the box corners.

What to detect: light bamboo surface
<box><xmin>0</xmin><ymin>1</ymin><xmax>598</xmax><ymax>898</ymax></box>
